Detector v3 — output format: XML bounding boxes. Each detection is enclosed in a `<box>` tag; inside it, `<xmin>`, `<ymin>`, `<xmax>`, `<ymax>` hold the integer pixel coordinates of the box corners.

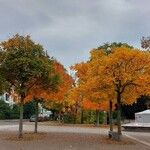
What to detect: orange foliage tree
<box><xmin>71</xmin><ymin>46</ymin><xmax>150</xmax><ymax>140</ymax></box>
<box><xmin>25</xmin><ymin>61</ymin><xmax>73</xmax><ymax>102</ymax></box>
<box><xmin>69</xmin><ymin>60</ymin><xmax>113</xmax><ymax>125</ymax></box>
<box><xmin>25</xmin><ymin>60</ymin><xmax>73</xmax><ymax>131</ymax></box>
<box><xmin>100</xmin><ymin>47</ymin><xmax>150</xmax><ymax>138</ymax></box>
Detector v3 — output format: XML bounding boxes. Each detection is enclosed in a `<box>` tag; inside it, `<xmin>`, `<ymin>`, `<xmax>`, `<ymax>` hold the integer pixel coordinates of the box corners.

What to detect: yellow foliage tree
<box><xmin>99</xmin><ymin>47</ymin><xmax>150</xmax><ymax>138</ymax></box>
<box><xmin>25</xmin><ymin>60</ymin><xmax>73</xmax><ymax>130</ymax></box>
<box><xmin>71</xmin><ymin>46</ymin><xmax>150</xmax><ymax>140</ymax></box>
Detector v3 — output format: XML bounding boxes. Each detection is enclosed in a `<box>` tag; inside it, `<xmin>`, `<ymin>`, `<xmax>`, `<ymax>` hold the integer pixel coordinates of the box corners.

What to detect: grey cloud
<box><xmin>0</xmin><ymin>0</ymin><xmax>150</xmax><ymax>68</ymax></box>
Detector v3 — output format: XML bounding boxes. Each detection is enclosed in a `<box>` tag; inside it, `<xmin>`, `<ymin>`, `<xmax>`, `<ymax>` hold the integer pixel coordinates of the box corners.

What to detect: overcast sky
<box><xmin>0</xmin><ymin>0</ymin><xmax>149</xmax><ymax>69</ymax></box>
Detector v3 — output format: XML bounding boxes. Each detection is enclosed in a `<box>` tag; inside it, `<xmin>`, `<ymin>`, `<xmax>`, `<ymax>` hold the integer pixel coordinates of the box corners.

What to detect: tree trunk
<box><xmin>117</xmin><ymin>92</ymin><xmax>122</xmax><ymax>140</ymax></box>
<box><xmin>73</xmin><ymin>113</ymin><xmax>76</xmax><ymax>124</ymax></box>
<box><xmin>73</xmin><ymin>107</ymin><xmax>78</xmax><ymax>124</ymax></box>
<box><xmin>34</xmin><ymin>100</ymin><xmax>39</xmax><ymax>133</ymax></box>
<box><xmin>81</xmin><ymin>109</ymin><xmax>84</xmax><ymax>124</ymax></box>
<box><xmin>18</xmin><ymin>95</ymin><xmax>24</xmax><ymax>139</ymax></box>
<box><xmin>96</xmin><ymin>109</ymin><xmax>100</xmax><ymax>126</ymax></box>
<box><xmin>109</xmin><ymin>100</ymin><xmax>113</xmax><ymax>132</ymax></box>
<box><xmin>58</xmin><ymin>111</ymin><xmax>61</xmax><ymax>123</ymax></box>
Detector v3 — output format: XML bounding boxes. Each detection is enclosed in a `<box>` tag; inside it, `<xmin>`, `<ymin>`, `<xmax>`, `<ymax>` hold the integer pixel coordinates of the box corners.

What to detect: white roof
<box><xmin>135</xmin><ymin>109</ymin><xmax>150</xmax><ymax>115</ymax></box>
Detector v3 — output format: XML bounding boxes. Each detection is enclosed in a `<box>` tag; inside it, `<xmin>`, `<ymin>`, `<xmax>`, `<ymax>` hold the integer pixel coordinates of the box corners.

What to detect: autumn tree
<box><xmin>68</xmin><ymin>81</ymin><xmax>111</xmax><ymax>125</ymax></box>
<box><xmin>72</xmin><ymin>45</ymin><xmax>150</xmax><ymax>140</ymax></box>
<box><xmin>46</xmin><ymin>61</ymin><xmax>73</xmax><ymax>103</ymax></box>
<box><xmin>85</xmin><ymin>47</ymin><xmax>150</xmax><ymax>139</ymax></box>
<box><xmin>69</xmin><ymin>63</ymin><xmax>97</xmax><ymax>124</ymax></box>
<box><xmin>0</xmin><ymin>34</ymin><xmax>59</xmax><ymax>138</ymax></box>
<box><xmin>70</xmin><ymin>61</ymin><xmax>112</xmax><ymax>125</ymax></box>
<box><xmin>99</xmin><ymin>47</ymin><xmax>150</xmax><ymax>139</ymax></box>
<box><xmin>141</xmin><ymin>37</ymin><xmax>150</xmax><ymax>50</ymax></box>
<box><xmin>97</xmin><ymin>42</ymin><xmax>134</xmax><ymax>131</ymax></box>
<box><xmin>25</xmin><ymin>60</ymin><xmax>72</xmax><ymax>131</ymax></box>
<box><xmin>68</xmin><ymin>86</ymin><xmax>84</xmax><ymax>124</ymax></box>
<box><xmin>24</xmin><ymin>60</ymin><xmax>60</xmax><ymax>134</ymax></box>
<box><xmin>141</xmin><ymin>37</ymin><xmax>150</xmax><ymax>108</ymax></box>
<box><xmin>43</xmin><ymin>61</ymin><xmax>73</xmax><ymax>122</ymax></box>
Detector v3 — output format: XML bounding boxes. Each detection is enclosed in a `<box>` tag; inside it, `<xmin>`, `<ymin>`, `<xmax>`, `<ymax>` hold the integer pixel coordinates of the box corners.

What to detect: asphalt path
<box><xmin>0</xmin><ymin>120</ymin><xmax>150</xmax><ymax>149</ymax></box>
<box><xmin>123</xmin><ymin>131</ymin><xmax>150</xmax><ymax>147</ymax></box>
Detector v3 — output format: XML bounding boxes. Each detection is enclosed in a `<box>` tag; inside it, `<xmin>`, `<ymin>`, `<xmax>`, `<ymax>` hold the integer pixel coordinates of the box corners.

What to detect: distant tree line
<box><xmin>0</xmin><ymin>100</ymin><xmax>36</xmax><ymax>120</ymax></box>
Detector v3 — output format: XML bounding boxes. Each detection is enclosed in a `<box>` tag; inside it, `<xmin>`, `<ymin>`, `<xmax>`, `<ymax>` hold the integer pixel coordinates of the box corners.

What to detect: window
<box><xmin>5</xmin><ymin>94</ymin><xmax>9</xmax><ymax>101</ymax></box>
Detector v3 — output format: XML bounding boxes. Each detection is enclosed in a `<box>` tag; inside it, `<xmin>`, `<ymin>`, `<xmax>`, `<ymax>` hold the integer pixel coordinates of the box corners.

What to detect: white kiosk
<box><xmin>135</xmin><ymin>109</ymin><xmax>150</xmax><ymax>123</ymax></box>
<box><xmin>122</xmin><ymin>109</ymin><xmax>150</xmax><ymax>131</ymax></box>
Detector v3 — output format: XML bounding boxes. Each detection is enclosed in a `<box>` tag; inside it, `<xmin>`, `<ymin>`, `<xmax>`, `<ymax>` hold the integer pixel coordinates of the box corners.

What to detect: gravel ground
<box><xmin>0</xmin><ymin>123</ymin><xmax>149</xmax><ymax>150</ymax></box>
<box><xmin>0</xmin><ymin>131</ymin><xmax>149</xmax><ymax>150</ymax></box>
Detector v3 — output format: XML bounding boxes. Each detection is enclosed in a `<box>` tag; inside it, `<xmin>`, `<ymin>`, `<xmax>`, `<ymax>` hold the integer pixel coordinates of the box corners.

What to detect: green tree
<box><xmin>98</xmin><ymin>42</ymin><xmax>133</xmax><ymax>50</ymax></box>
<box><xmin>10</xmin><ymin>104</ymin><xmax>20</xmax><ymax>119</ymax></box>
<box><xmin>0</xmin><ymin>100</ymin><xmax>11</xmax><ymax>119</ymax></box>
<box><xmin>0</xmin><ymin>51</ymin><xmax>10</xmax><ymax>94</ymax></box>
<box><xmin>23</xmin><ymin>101</ymin><xmax>36</xmax><ymax>119</ymax></box>
<box><xmin>0</xmin><ymin>34</ymin><xmax>59</xmax><ymax>138</ymax></box>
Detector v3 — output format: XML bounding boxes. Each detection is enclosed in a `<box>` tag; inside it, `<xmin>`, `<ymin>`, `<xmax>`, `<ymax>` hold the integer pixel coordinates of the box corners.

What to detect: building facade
<box><xmin>0</xmin><ymin>92</ymin><xmax>15</xmax><ymax>106</ymax></box>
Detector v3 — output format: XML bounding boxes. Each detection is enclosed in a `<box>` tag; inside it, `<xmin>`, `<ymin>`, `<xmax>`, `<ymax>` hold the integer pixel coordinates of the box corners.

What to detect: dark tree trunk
<box><xmin>96</xmin><ymin>109</ymin><xmax>100</xmax><ymax>126</ymax></box>
<box><xmin>34</xmin><ymin>100</ymin><xmax>39</xmax><ymax>133</ymax></box>
<box><xmin>18</xmin><ymin>94</ymin><xmax>24</xmax><ymax>139</ymax></box>
<box><xmin>80</xmin><ymin>109</ymin><xmax>84</xmax><ymax>124</ymax></box>
<box><xmin>73</xmin><ymin>113</ymin><xmax>77</xmax><ymax>124</ymax></box>
<box><xmin>109</xmin><ymin>100</ymin><xmax>113</xmax><ymax>132</ymax></box>
<box><xmin>73</xmin><ymin>107</ymin><xmax>78</xmax><ymax>124</ymax></box>
<box><xmin>117</xmin><ymin>92</ymin><xmax>122</xmax><ymax>140</ymax></box>
<box><xmin>73</xmin><ymin>115</ymin><xmax>76</xmax><ymax>124</ymax></box>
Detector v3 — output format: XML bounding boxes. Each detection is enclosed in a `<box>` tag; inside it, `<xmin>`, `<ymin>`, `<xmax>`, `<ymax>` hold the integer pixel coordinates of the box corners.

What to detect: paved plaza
<box><xmin>0</xmin><ymin>120</ymin><xmax>149</xmax><ymax>150</ymax></box>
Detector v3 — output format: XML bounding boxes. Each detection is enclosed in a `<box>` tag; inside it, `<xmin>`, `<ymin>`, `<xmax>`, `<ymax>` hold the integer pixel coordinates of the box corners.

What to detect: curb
<box><xmin>124</xmin><ymin>133</ymin><xmax>150</xmax><ymax>147</ymax></box>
